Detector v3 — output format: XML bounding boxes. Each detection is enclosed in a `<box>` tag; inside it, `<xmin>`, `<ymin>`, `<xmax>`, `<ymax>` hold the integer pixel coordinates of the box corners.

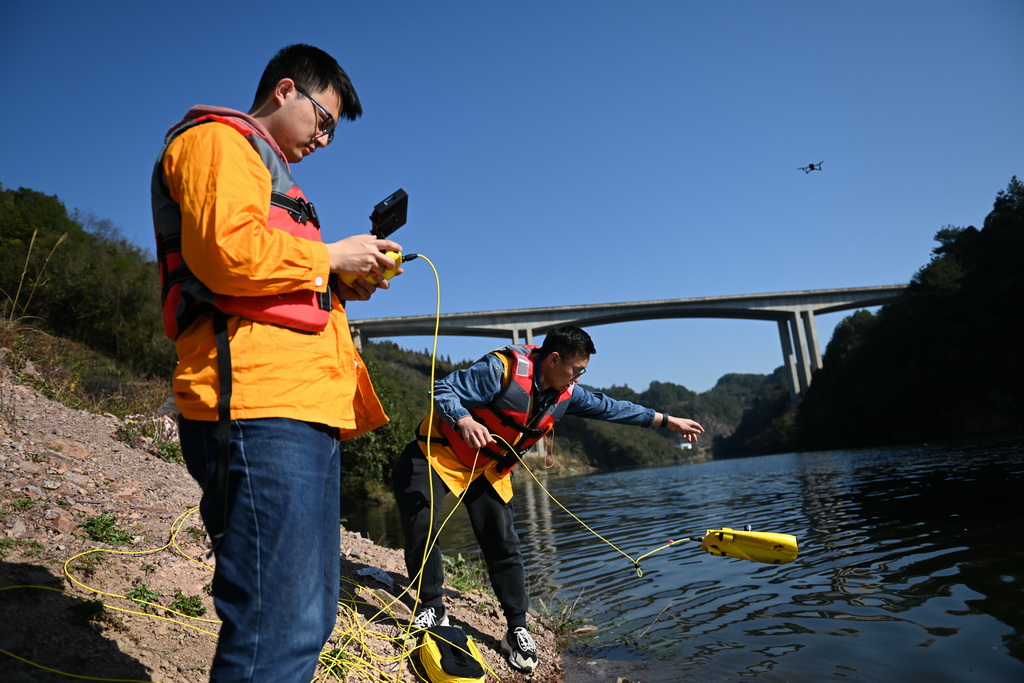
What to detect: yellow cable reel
<box><xmin>418</xmin><ymin>625</ymin><xmax>486</xmax><ymax>683</ymax></box>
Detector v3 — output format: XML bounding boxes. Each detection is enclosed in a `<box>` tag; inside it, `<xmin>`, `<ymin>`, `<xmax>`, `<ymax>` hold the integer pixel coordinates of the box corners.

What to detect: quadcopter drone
<box><xmin>798</xmin><ymin>161</ymin><xmax>824</xmax><ymax>174</ymax></box>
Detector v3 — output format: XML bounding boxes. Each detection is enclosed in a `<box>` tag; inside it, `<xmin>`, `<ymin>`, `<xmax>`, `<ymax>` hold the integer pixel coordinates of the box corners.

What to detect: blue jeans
<box><xmin>179</xmin><ymin>417</ymin><xmax>341</xmax><ymax>682</ymax></box>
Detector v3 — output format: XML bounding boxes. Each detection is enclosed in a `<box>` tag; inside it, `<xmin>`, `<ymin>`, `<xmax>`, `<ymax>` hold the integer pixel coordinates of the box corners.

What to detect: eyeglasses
<box><xmin>294</xmin><ymin>84</ymin><xmax>336</xmax><ymax>144</ymax></box>
<box><xmin>557</xmin><ymin>353</ymin><xmax>587</xmax><ymax>379</ymax></box>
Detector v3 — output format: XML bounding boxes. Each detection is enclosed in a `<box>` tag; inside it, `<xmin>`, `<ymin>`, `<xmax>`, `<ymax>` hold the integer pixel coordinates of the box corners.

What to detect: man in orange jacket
<box><xmin>152</xmin><ymin>44</ymin><xmax>399</xmax><ymax>681</ymax></box>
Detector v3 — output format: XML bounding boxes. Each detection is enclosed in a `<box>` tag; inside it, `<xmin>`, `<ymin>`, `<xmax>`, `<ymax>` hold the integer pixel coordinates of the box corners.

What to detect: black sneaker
<box><xmin>501</xmin><ymin>626</ymin><xmax>538</xmax><ymax>673</ymax></box>
<box><xmin>411</xmin><ymin>606</ymin><xmax>449</xmax><ymax>629</ymax></box>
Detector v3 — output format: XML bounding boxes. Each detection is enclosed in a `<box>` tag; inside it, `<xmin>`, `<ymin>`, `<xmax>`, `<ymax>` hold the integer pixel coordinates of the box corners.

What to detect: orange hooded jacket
<box><xmin>156</xmin><ymin>107</ymin><xmax>386</xmax><ymax>438</ymax></box>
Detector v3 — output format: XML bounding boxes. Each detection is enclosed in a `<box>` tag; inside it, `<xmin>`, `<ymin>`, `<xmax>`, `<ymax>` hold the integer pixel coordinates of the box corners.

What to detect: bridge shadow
<box><xmin>0</xmin><ymin>560</ymin><xmax>153</xmax><ymax>681</ymax></box>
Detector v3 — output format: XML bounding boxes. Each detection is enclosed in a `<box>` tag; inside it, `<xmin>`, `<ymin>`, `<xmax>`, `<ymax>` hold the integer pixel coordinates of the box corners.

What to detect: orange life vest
<box><xmin>428</xmin><ymin>345</ymin><xmax>574</xmax><ymax>473</ymax></box>
<box><xmin>152</xmin><ymin>112</ymin><xmax>332</xmax><ymax>340</ymax></box>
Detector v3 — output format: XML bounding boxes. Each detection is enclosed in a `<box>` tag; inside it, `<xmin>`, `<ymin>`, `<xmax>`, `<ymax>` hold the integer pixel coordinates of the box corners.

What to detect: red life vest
<box><xmin>432</xmin><ymin>345</ymin><xmax>575</xmax><ymax>473</ymax></box>
<box><xmin>152</xmin><ymin>112</ymin><xmax>332</xmax><ymax>340</ymax></box>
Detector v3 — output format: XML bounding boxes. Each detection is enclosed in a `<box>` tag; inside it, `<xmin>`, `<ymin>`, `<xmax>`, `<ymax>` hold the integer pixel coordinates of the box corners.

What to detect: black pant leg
<box><xmin>462</xmin><ymin>474</ymin><xmax>529</xmax><ymax>628</ymax></box>
<box><xmin>391</xmin><ymin>441</ymin><xmax>449</xmax><ymax>609</ymax></box>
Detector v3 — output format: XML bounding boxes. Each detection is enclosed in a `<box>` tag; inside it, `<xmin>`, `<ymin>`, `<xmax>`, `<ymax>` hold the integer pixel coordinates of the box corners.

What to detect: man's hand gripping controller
<box><xmin>340</xmin><ymin>250</ymin><xmax>404</xmax><ymax>285</ymax></box>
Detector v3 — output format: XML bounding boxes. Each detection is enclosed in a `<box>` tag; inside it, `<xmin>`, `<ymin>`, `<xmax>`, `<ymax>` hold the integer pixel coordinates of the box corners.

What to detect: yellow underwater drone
<box><xmin>699</xmin><ymin>527</ymin><xmax>799</xmax><ymax>564</ymax></box>
<box><xmin>633</xmin><ymin>525</ymin><xmax>799</xmax><ymax>576</ymax></box>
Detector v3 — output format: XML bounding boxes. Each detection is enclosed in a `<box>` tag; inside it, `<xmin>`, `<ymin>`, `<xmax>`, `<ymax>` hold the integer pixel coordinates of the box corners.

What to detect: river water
<box><xmin>343</xmin><ymin>437</ymin><xmax>1024</xmax><ymax>681</ymax></box>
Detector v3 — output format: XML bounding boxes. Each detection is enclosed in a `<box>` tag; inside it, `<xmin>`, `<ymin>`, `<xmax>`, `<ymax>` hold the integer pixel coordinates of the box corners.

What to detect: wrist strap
<box><xmin>660</xmin><ymin>413</ymin><xmax>669</xmax><ymax>428</ymax></box>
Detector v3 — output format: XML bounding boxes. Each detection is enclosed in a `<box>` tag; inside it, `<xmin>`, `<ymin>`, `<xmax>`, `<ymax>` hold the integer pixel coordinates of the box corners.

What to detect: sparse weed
<box><xmin>536</xmin><ymin>589</ymin><xmax>591</xmax><ymax>644</ymax></box>
<box><xmin>441</xmin><ymin>552</ymin><xmax>490</xmax><ymax>593</ymax></box>
<box><xmin>0</xmin><ymin>324</ymin><xmax>175</xmax><ymax>434</ymax></box>
<box><xmin>169</xmin><ymin>589</ymin><xmax>207</xmax><ymax>618</ymax></box>
<box><xmin>115</xmin><ymin>419</ymin><xmax>147</xmax><ymax>449</ymax></box>
<box><xmin>126</xmin><ymin>584</ymin><xmax>160</xmax><ymax>613</ymax></box>
<box><xmin>5</xmin><ymin>229</ymin><xmax>68</xmax><ymax>324</ymax></box>
<box><xmin>117</xmin><ymin>413</ymin><xmax>182</xmax><ymax>464</ymax></box>
<box><xmin>0</xmin><ymin>538</ymin><xmax>44</xmax><ymax>559</ymax></box>
<box><xmin>68</xmin><ymin>551</ymin><xmax>106</xmax><ymax>577</ymax></box>
<box><xmin>68</xmin><ymin>598</ymin><xmax>110</xmax><ymax>627</ymax></box>
<box><xmin>78</xmin><ymin>513</ymin><xmax>133</xmax><ymax>546</ymax></box>
<box><xmin>320</xmin><ymin>647</ymin><xmax>351</xmax><ymax>678</ymax></box>
<box><xmin>156</xmin><ymin>440</ymin><xmax>183</xmax><ymax>463</ymax></box>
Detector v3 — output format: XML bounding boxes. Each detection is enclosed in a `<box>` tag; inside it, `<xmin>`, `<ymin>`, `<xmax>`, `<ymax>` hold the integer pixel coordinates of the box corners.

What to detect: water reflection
<box><xmin>343</xmin><ymin>438</ymin><xmax>1024</xmax><ymax>681</ymax></box>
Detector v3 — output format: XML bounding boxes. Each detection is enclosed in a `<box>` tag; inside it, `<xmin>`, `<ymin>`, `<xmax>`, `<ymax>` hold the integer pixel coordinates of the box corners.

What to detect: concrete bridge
<box><xmin>348</xmin><ymin>284</ymin><xmax>908</xmax><ymax>399</ymax></box>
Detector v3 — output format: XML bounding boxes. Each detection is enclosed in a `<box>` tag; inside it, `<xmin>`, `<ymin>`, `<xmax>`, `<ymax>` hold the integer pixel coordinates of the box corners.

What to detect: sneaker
<box><xmin>501</xmin><ymin>626</ymin><xmax>539</xmax><ymax>673</ymax></box>
<box><xmin>411</xmin><ymin>606</ymin><xmax>449</xmax><ymax>630</ymax></box>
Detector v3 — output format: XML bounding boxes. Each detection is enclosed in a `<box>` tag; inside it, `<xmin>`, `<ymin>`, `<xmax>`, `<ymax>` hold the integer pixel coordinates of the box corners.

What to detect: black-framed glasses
<box><xmin>294</xmin><ymin>84</ymin><xmax>336</xmax><ymax>144</ymax></box>
<box><xmin>558</xmin><ymin>353</ymin><xmax>587</xmax><ymax>379</ymax></box>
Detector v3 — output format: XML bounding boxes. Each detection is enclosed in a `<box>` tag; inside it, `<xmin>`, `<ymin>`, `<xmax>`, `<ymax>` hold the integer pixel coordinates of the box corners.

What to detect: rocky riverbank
<box><xmin>0</xmin><ymin>361</ymin><xmax>564</xmax><ymax>682</ymax></box>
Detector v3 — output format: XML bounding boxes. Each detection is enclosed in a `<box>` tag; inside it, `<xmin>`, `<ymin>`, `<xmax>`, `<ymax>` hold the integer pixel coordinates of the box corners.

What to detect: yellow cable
<box><xmin>62</xmin><ymin>506</ymin><xmax>221</xmax><ymax>631</ymax></box>
<box><xmin>387</xmin><ymin>254</ymin><xmax>502</xmax><ymax>682</ymax></box>
<box><xmin>0</xmin><ymin>647</ymin><xmax>155</xmax><ymax>683</ymax></box>
<box><xmin>492</xmin><ymin>433</ymin><xmax>690</xmax><ymax>577</ymax></box>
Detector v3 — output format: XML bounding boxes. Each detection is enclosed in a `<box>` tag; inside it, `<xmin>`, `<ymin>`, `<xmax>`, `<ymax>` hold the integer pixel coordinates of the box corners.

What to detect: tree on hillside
<box><xmin>0</xmin><ymin>185</ymin><xmax>174</xmax><ymax>376</ymax></box>
<box><xmin>0</xmin><ymin>186</ymin><xmax>80</xmax><ymax>318</ymax></box>
<box><xmin>710</xmin><ymin>367</ymin><xmax>793</xmax><ymax>456</ymax></box>
<box><xmin>794</xmin><ymin>177</ymin><xmax>1024</xmax><ymax>449</ymax></box>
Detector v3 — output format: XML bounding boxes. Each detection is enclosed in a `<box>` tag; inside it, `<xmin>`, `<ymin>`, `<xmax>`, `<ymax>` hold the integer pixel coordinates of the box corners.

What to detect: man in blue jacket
<box><xmin>392</xmin><ymin>325</ymin><xmax>704</xmax><ymax>673</ymax></box>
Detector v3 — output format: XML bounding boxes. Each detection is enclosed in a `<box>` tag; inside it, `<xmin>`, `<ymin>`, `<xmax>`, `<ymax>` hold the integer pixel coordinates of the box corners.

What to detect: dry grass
<box><xmin>4</xmin><ymin>229</ymin><xmax>68</xmax><ymax>325</ymax></box>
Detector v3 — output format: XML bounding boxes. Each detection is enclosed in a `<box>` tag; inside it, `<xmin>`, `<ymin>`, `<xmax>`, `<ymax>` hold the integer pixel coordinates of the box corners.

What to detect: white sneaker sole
<box><xmin>501</xmin><ymin>637</ymin><xmax>538</xmax><ymax>673</ymax></box>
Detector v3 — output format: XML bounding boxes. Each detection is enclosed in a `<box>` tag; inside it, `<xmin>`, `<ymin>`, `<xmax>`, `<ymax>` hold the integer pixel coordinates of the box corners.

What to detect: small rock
<box><xmin>17</xmin><ymin>460</ymin><xmax>44</xmax><ymax>475</ymax></box>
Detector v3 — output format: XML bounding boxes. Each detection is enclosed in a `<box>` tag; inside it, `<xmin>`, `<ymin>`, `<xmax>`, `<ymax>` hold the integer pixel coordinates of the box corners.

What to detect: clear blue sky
<box><xmin>2</xmin><ymin>1</ymin><xmax>1021</xmax><ymax>392</ymax></box>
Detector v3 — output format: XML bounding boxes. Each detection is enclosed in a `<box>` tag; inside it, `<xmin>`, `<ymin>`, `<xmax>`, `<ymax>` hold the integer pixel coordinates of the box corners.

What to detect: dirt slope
<box><xmin>0</xmin><ymin>362</ymin><xmax>564</xmax><ymax>682</ymax></box>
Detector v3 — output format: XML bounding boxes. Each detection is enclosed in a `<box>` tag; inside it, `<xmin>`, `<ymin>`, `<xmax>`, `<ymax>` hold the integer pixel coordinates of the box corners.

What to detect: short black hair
<box><xmin>537</xmin><ymin>325</ymin><xmax>596</xmax><ymax>361</ymax></box>
<box><xmin>251</xmin><ymin>44</ymin><xmax>362</xmax><ymax>121</ymax></box>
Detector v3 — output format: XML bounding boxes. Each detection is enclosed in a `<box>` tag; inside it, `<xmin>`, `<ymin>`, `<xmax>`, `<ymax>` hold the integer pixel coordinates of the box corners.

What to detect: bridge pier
<box><xmin>777</xmin><ymin>320</ymin><xmax>800</xmax><ymax>401</ymax></box>
<box><xmin>803</xmin><ymin>310</ymin><xmax>823</xmax><ymax>372</ymax></box>
<box><xmin>777</xmin><ymin>310</ymin><xmax>823</xmax><ymax>401</ymax></box>
<box><xmin>510</xmin><ymin>328</ymin><xmax>535</xmax><ymax>345</ymax></box>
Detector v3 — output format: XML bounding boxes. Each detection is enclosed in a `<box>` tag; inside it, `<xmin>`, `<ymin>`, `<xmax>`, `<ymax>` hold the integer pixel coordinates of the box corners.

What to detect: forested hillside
<box><xmin>717</xmin><ymin>177</ymin><xmax>1024</xmax><ymax>454</ymax></box>
<box><xmin>1</xmin><ymin>185</ymin><xmax>174</xmax><ymax>377</ymax></box>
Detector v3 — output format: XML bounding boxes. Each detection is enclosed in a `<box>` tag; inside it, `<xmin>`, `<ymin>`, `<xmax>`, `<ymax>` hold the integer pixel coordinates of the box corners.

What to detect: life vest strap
<box><xmin>271</xmin><ymin>192</ymin><xmax>320</xmax><ymax>229</ymax></box>
<box><xmin>210</xmin><ymin>309</ymin><xmax>233</xmax><ymax>552</ymax></box>
<box><xmin>484</xmin><ymin>405</ymin><xmax>547</xmax><ymax>440</ymax></box>
<box><xmin>418</xmin><ymin>430</ymin><xmax>521</xmax><ymax>472</ymax></box>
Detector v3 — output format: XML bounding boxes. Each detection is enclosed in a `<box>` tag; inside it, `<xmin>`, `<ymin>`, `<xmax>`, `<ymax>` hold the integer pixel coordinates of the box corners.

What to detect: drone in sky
<box><xmin>798</xmin><ymin>161</ymin><xmax>824</xmax><ymax>174</ymax></box>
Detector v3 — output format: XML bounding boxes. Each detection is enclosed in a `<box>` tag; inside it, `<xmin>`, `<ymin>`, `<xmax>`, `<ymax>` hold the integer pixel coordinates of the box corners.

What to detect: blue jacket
<box><xmin>433</xmin><ymin>352</ymin><xmax>656</xmax><ymax>430</ymax></box>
